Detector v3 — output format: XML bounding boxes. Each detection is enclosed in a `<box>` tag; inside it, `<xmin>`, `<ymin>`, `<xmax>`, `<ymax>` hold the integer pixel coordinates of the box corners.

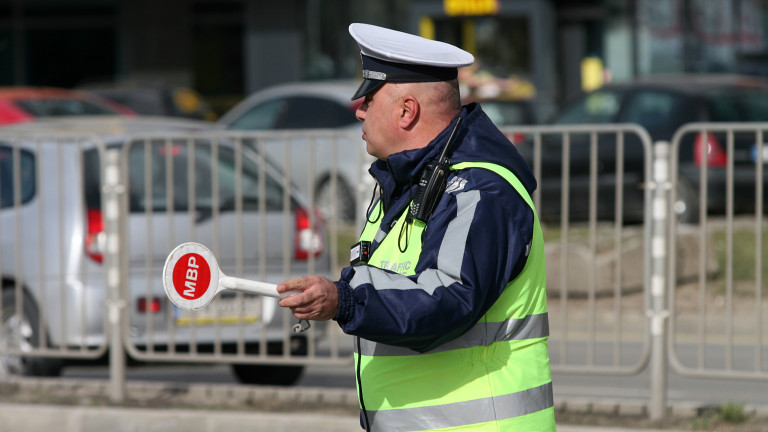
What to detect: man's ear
<box><xmin>398</xmin><ymin>95</ymin><xmax>419</xmax><ymax>129</ymax></box>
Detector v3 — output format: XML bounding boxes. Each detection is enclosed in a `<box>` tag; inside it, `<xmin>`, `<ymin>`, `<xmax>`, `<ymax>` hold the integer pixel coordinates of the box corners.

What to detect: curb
<box><xmin>2</xmin><ymin>377</ymin><xmax>767</xmax><ymax>431</ymax></box>
<box><xmin>0</xmin><ymin>403</ymin><xmax>693</xmax><ymax>432</ymax></box>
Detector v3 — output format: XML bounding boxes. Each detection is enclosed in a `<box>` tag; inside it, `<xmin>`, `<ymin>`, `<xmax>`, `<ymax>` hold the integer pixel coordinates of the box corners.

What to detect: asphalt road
<box><xmin>60</xmin><ymin>344</ymin><xmax>768</xmax><ymax>410</ymax></box>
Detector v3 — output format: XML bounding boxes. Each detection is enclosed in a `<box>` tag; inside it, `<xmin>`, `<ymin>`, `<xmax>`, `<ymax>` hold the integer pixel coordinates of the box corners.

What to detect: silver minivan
<box><xmin>0</xmin><ymin>117</ymin><xmax>330</xmax><ymax>385</ymax></box>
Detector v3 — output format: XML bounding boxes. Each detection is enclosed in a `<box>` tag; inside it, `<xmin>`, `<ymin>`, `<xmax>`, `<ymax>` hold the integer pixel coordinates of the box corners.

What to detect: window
<box><xmin>554</xmin><ymin>90</ymin><xmax>623</xmax><ymax>125</ymax></box>
<box><xmin>621</xmin><ymin>91</ymin><xmax>689</xmax><ymax>133</ymax></box>
<box><xmin>228</xmin><ymin>98</ymin><xmax>285</xmax><ymax>130</ymax></box>
<box><xmin>708</xmin><ymin>89</ymin><xmax>768</xmax><ymax>122</ymax></box>
<box><xmin>16</xmin><ymin>98</ymin><xmax>117</xmax><ymax>116</ymax></box>
<box><xmin>125</xmin><ymin>140</ymin><xmax>287</xmax><ymax>213</ymax></box>
<box><xmin>273</xmin><ymin>97</ymin><xmax>357</xmax><ymax>129</ymax></box>
<box><xmin>0</xmin><ymin>144</ymin><xmax>35</xmax><ymax>208</ymax></box>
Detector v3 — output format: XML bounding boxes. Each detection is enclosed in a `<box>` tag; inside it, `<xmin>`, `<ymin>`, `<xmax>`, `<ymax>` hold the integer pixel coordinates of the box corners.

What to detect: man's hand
<box><xmin>277</xmin><ymin>275</ymin><xmax>338</xmax><ymax>321</ymax></box>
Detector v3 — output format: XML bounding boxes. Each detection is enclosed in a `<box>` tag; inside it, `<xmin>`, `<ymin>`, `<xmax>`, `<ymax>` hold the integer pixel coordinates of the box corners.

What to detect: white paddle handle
<box><xmin>219</xmin><ymin>276</ymin><xmax>301</xmax><ymax>299</ymax></box>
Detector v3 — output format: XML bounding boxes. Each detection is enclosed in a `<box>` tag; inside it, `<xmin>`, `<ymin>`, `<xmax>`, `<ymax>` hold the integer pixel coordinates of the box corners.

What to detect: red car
<box><xmin>0</xmin><ymin>87</ymin><xmax>134</xmax><ymax>125</ymax></box>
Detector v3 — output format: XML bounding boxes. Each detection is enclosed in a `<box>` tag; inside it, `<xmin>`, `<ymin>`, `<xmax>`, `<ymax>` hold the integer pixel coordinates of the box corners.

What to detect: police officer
<box><xmin>278</xmin><ymin>23</ymin><xmax>555</xmax><ymax>431</ymax></box>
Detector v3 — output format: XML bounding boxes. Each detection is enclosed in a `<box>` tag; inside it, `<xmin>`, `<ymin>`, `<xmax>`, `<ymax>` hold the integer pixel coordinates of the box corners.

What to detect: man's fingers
<box><xmin>278</xmin><ymin>292</ymin><xmax>308</xmax><ymax>308</ymax></box>
<box><xmin>276</xmin><ymin>275</ymin><xmax>337</xmax><ymax>321</ymax></box>
<box><xmin>276</xmin><ymin>277</ymin><xmax>309</xmax><ymax>294</ymax></box>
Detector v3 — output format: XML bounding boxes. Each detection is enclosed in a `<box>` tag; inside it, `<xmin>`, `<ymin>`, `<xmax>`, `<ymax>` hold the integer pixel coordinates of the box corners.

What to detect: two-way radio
<box><xmin>407</xmin><ymin>117</ymin><xmax>463</xmax><ymax>223</ymax></box>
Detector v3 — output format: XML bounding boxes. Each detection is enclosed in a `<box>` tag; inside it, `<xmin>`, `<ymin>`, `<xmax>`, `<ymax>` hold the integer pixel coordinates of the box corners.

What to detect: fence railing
<box><xmin>667</xmin><ymin>123</ymin><xmax>768</xmax><ymax>382</ymax></box>
<box><xmin>0</xmin><ymin>123</ymin><xmax>766</xmax><ymax>421</ymax></box>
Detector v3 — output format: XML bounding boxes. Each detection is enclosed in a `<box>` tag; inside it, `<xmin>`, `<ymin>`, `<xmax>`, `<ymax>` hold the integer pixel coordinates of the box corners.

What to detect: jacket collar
<box><xmin>369</xmin><ymin>104</ymin><xmax>478</xmax><ymax>200</ymax></box>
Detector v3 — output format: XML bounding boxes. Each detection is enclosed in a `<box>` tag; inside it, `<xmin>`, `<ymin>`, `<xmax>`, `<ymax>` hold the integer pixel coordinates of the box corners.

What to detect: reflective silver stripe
<box><xmin>356</xmin><ymin>312</ymin><xmax>549</xmax><ymax>356</ymax></box>
<box><xmin>437</xmin><ymin>190</ymin><xmax>479</xmax><ymax>280</ymax></box>
<box><xmin>363</xmin><ymin>70</ymin><xmax>387</xmax><ymax>80</ymax></box>
<box><xmin>374</xmin><ymin>228</ymin><xmax>386</xmax><ymax>243</ymax></box>
<box><xmin>350</xmin><ymin>265</ymin><xmax>419</xmax><ymax>291</ymax></box>
<box><xmin>368</xmin><ymin>381</ymin><xmax>554</xmax><ymax>432</ymax></box>
<box><xmin>349</xmin><ymin>189</ymin><xmax>480</xmax><ymax>293</ymax></box>
<box><xmin>349</xmin><ymin>265</ymin><xmax>457</xmax><ymax>295</ymax></box>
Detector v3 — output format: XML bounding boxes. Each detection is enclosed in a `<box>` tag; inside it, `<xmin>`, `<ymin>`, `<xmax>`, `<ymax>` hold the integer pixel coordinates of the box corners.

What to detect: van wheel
<box><xmin>0</xmin><ymin>290</ymin><xmax>63</xmax><ymax>377</ymax></box>
<box><xmin>231</xmin><ymin>363</ymin><xmax>305</xmax><ymax>386</ymax></box>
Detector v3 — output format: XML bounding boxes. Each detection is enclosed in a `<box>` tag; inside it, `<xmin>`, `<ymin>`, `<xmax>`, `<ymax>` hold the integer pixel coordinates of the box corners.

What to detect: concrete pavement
<box><xmin>0</xmin><ymin>403</ymin><xmax>686</xmax><ymax>432</ymax></box>
<box><xmin>1</xmin><ymin>376</ymin><xmax>755</xmax><ymax>432</ymax></box>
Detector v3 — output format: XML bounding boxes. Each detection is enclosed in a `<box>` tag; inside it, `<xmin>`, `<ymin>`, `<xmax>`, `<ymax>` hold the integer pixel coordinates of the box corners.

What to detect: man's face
<box><xmin>355</xmin><ymin>84</ymin><xmax>399</xmax><ymax>160</ymax></box>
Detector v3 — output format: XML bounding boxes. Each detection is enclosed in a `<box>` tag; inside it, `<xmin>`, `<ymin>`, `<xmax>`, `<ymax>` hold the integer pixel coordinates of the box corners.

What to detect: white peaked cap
<box><xmin>348</xmin><ymin>23</ymin><xmax>475</xmax><ymax>100</ymax></box>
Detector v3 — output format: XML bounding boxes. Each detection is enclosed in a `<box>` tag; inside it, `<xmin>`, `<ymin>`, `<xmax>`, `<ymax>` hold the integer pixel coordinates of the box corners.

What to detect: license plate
<box><xmin>174</xmin><ymin>295</ymin><xmax>262</xmax><ymax>326</ymax></box>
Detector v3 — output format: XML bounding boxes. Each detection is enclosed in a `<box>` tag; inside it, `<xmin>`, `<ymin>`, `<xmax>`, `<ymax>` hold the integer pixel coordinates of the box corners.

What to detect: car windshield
<box><xmin>229</xmin><ymin>96</ymin><xmax>357</xmax><ymax>130</ymax></box>
<box><xmin>481</xmin><ymin>101</ymin><xmax>532</xmax><ymax>126</ymax></box>
<box><xmin>620</xmin><ymin>90</ymin><xmax>695</xmax><ymax>133</ymax></box>
<box><xmin>553</xmin><ymin>90</ymin><xmax>623</xmax><ymax>124</ymax></box>
<box><xmin>16</xmin><ymin>98</ymin><xmax>117</xmax><ymax>116</ymax></box>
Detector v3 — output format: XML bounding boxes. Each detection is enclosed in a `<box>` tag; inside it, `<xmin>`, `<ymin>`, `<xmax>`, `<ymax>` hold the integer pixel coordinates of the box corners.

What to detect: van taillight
<box><xmin>85</xmin><ymin>208</ymin><xmax>105</xmax><ymax>263</ymax></box>
<box><xmin>294</xmin><ymin>206</ymin><xmax>324</xmax><ymax>260</ymax></box>
<box><xmin>138</xmin><ymin>297</ymin><xmax>162</xmax><ymax>313</ymax></box>
<box><xmin>694</xmin><ymin>131</ymin><xmax>727</xmax><ymax>167</ymax></box>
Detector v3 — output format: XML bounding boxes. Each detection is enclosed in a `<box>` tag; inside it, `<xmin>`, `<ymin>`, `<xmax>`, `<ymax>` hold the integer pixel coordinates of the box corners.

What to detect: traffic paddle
<box><xmin>162</xmin><ymin>242</ymin><xmax>301</xmax><ymax>311</ymax></box>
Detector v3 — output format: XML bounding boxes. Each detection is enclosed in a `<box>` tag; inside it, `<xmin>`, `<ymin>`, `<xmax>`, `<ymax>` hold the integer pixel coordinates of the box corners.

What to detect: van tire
<box><xmin>1</xmin><ymin>290</ymin><xmax>63</xmax><ymax>377</ymax></box>
<box><xmin>231</xmin><ymin>364</ymin><xmax>304</xmax><ymax>386</ymax></box>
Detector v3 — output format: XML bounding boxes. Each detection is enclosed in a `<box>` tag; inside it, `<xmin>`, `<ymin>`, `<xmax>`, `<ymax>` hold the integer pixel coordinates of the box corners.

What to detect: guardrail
<box><xmin>667</xmin><ymin>123</ymin><xmax>768</xmax><ymax>382</ymax></box>
<box><xmin>107</xmin><ymin>131</ymin><xmax>370</xmax><ymax>396</ymax></box>
<box><xmin>500</xmin><ymin>124</ymin><xmax>655</xmax><ymax>375</ymax></box>
<box><xmin>0</xmin><ymin>123</ymin><xmax>766</xmax><ymax>421</ymax></box>
<box><xmin>0</xmin><ymin>133</ymin><xmax>112</xmax><ymax>380</ymax></box>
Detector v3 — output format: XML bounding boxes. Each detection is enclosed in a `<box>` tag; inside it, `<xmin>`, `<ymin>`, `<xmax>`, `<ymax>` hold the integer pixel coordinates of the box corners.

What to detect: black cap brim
<box><xmin>352</xmin><ymin>79</ymin><xmax>385</xmax><ymax>100</ymax></box>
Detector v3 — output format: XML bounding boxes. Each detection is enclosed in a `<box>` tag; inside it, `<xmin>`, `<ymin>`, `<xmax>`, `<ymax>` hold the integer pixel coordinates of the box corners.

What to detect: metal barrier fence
<box><xmin>499</xmin><ymin>123</ymin><xmax>656</xmax><ymax>376</ymax></box>
<box><xmin>0</xmin><ymin>133</ymin><xmax>111</xmax><ymax>380</ymax></box>
<box><xmin>1</xmin><ymin>121</ymin><xmax>766</xmax><ymax>420</ymax></box>
<box><xmin>0</xmin><ymin>126</ymin><xmax>372</xmax><ymax>393</ymax></box>
<box><xmin>667</xmin><ymin>123</ymin><xmax>768</xmax><ymax>381</ymax></box>
<box><xmin>113</xmin><ymin>131</ymin><xmax>372</xmax><ymax>377</ymax></box>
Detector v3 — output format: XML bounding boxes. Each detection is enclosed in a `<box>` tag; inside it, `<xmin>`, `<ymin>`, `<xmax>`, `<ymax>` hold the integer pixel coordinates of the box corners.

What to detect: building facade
<box><xmin>0</xmin><ymin>0</ymin><xmax>766</xmax><ymax>119</ymax></box>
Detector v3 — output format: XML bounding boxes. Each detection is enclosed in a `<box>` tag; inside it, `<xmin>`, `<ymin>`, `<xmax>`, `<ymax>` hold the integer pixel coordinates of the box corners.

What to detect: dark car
<box><xmin>78</xmin><ymin>80</ymin><xmax>217</xmax><ymax>121</ymax></box>
<box><xmin>522</xmin><ymin>74</ymin><xmax>768</xmax><ymax>223</ymax></box>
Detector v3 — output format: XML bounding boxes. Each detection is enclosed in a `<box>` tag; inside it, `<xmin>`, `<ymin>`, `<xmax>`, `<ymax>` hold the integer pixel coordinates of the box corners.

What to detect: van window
<box><xmin>0</xmin><ymin>145</ymin><xmax>35</xmax><ymax>208</ymax></box>
<box><xmin>126</xmin><ymin>140</ymin><xmax>288</xmax><ymax>213</ymax></box>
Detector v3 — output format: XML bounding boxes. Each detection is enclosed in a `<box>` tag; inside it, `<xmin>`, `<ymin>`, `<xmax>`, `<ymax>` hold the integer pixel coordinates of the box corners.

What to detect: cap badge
<box><xmin>362</xmin><ymin>70</ymin><xmax>387</xmax><ymax>81</ymax></box>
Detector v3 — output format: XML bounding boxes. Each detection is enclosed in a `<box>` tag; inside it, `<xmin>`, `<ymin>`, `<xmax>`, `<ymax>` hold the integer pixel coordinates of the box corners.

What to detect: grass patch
<box><xmin>710</xmin><ymin>224</ymin><xmax>768</xmax><ymax>283</ymax></box>
<box><xmin>717</xmin><ymin>401</ymin><xmax>748</xmax><ymax>424</ymax></box>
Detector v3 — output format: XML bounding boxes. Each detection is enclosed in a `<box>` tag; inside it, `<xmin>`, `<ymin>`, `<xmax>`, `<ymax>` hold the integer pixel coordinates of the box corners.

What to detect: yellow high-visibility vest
<box><xmin>354</xmin><ymin>162</ymin><xmax>555</xmax><ymax>431</ymax></box>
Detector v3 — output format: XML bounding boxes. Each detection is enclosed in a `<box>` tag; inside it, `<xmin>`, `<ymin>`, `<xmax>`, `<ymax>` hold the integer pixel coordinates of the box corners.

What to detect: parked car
<box><xmin>0</xmin><ymin>87</ymin><xmax>134</xmax><ymax>126</ymax></box>
<box><xmin>519</xmin><ymin>74</ymin><xmax>768</xmax><ymax>223</ymax></box>
<box><xmin>78</xmin><ymin>80</ymin><xmax>217</xmax><ymax>121</ymax></box>
<box><xmin>217</xmin><ymin>80</ymin><xmax>372</xmax><ymax>223</ymax></box>
<box><xmin>469</xmin><ymin>98</ymin><xmax>536</xmax><ymax>128</ymax></box>
<box><xmin>0</xmin><ymin>117</ymin><xmax>329</xmax><ymax>385</ymax></box>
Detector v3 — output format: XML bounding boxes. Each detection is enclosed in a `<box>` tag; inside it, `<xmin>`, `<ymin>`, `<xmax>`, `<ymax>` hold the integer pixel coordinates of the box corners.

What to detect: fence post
<box><xmin>649</xmin><ymin>141</ymin><xmax>671</xmax><ymax>420</ymax></box>
<box><xmin>103</xmin><ymin>148</ymin><xmax>126</xmax><ymax>403</ymax></box>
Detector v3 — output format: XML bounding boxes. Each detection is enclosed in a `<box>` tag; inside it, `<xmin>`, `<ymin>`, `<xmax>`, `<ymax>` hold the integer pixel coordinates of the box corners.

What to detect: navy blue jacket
<box><xmin>334</xmin><ymin>102</ymin><xmax>537</xmax><ymax>353</ymax></box>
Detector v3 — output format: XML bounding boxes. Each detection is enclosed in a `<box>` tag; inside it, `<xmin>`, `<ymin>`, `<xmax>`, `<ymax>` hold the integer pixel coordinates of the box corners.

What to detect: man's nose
<box><xmin>355</xmin><ymin>104</ymin><xmax>366</xmax><ymax>121</ymax></box>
